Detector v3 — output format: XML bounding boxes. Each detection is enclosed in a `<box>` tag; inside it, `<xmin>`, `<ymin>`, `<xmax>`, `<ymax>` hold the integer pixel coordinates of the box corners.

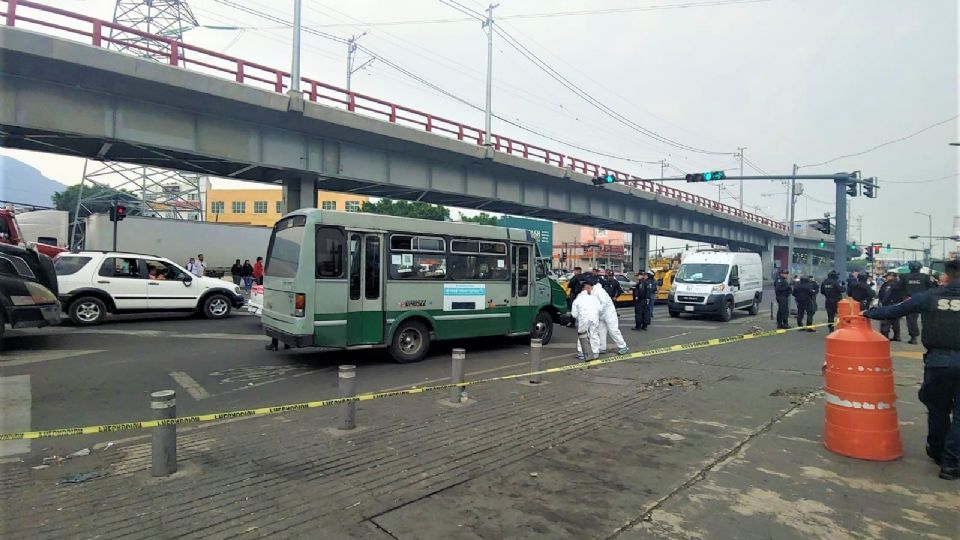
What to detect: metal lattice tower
<box><xmin>73</xmin><ymin>1</ymin><xmax>203</xmax><ymax>247</ymax></box>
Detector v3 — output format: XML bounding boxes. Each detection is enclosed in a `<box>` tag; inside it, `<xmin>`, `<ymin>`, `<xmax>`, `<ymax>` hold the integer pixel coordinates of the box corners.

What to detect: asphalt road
<box><xmin>1</xmin><ymin>292</ymin><xmax>782</xmax><ymax>460</ymax></box>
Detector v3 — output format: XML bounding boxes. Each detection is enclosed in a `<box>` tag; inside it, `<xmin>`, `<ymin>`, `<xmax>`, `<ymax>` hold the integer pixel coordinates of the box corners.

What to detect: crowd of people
<box><xmin>230</xmin><ymin>257</ymin><xmax>264</xmax><ymax>293</ymax></box>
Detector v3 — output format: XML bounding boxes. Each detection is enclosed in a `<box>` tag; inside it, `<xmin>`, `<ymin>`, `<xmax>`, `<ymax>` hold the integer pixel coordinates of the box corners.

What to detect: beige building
<box><xmin>553</xmin><ymin>223</ymin><xmax>630</xmax><ymax>271</ymax></box>
<box><xmin>205</xmin><ymin>188</ymin><xmax>368</xmax><ymax>227</ymax></box>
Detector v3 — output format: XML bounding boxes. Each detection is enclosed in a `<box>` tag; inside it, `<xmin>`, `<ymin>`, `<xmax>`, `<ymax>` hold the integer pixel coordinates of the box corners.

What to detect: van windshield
<box><xmin>265</xmin><ymin>216</ymin><xmax>306</xmax><ymax>278</ymax></box>
<box><xmin>676</xmin><ymin>263</ymin><xmax>729</xmax><ymax>284</ymax></box>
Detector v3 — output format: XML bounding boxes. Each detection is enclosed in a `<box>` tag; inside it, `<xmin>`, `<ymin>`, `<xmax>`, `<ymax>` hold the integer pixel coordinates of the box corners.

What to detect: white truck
<box><xmin>83</xmin><ymin>214</ymin><xmax>272</xmax><ymax>273</ymax></box>
<box><xmin>13</xmin><ymin>209</ymin><xmax>69</xmax><ymax>249</ymax></box>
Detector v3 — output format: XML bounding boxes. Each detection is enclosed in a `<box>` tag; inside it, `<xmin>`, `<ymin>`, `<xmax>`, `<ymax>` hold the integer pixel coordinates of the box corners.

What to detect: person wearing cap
<box><xmin>820</xmin><ymin>270</ymin><xmax>845</xmax><ymax>332</ymax></box>
<box><xmin>571</xmin><ymin>279</ymin><xmax>602</xmax><ymax>360</ymax></box>
<box><xmin>632</xmin><ymin>270</ymin><xmax>657</xmax><ymax>331</ymax></box>
<box><xmin>863</xmin><ymin>259</ymin><xmax>960</xmax><ymax>481</ymax></box>
<box><xmin>899</xmin><ymin>261</ymin><xmax>936</xmax><ymax>345</ymax></box>
<box><xmin>877</xmin><ymin>270</ymin><xmax>904</xmax><ymax>341</ymax></box>
<box><xmin>774</xmin><ymin>269</ymin><xmax>792</xmax><ymax>329</ymax></box>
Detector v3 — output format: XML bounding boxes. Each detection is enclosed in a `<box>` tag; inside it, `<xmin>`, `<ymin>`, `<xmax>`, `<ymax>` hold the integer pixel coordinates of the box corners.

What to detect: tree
<box><xmin>360</xmin><ymin>199</ymin><xmax>449</xmax><ymax>221</ymax></box>
<box><xmin>459</xmin><ymin>212</ymin><xmax>499</xmax><ymax>226</ymax></box>
<box><xmin>52</xmin><ymin>184</ymin><xmax>139</xmax><ymax>223</ymax></box>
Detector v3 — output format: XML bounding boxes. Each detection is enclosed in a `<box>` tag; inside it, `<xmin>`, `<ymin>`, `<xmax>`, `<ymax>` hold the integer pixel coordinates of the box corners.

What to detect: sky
<box><xmin>2</xmin><ymin>0</ymin><xmax>957</xmax><ymax>256</ymax></box>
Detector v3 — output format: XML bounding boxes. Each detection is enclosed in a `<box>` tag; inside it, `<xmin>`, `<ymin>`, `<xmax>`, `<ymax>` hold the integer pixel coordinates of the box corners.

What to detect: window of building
<box><xmin>276</xmin><ymin>200</ymin><xmax>284</xmax><ymax>214</ymax></box>
<box><xmin>231</xmin><ymin>201</ymin><xmax>246</xmax><ymax>214</ymax></box>
<box><xmin>211</xmin><ymin>201</ymin><xmax>224</xmax><ymax>214</ymax></box>
<box><xmin>321</xmin><ymin>201</ymin><xmax>337</xmax><ymax>211</ymax></box>
<box><xmin>254</xmin><ymin>201</ymin><xmax>268</xmax><ymax>214</ymax></box>
<box><xmin>187</xmin><ymin>192</ymin><xmax>198</xmax><ymax>201</ymax></box>
<box><xmin>345</xmin><ymin>200</ymin><xmax>361</xmax><ymax>212</ymax></box>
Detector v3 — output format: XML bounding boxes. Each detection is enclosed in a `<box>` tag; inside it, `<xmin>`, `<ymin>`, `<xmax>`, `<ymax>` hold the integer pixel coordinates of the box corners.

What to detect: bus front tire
<box><xmin>390</xmin><ymin>320</ymin><xmax>431</xmax><ymax>363</ymax></box>
<box><xmin>531</xmin><ymin>310</ymin><xmax>554</xmax><ymax>345</ymax></box>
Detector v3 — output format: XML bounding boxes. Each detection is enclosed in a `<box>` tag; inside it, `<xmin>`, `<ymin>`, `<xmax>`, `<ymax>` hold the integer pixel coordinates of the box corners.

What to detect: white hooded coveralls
<box><xmin>591</xmin><ymin>284</ymin><xmax>627</xmax><ymax>351</ymax></box>
<box><xmin>571</xmin><ymin>289</ymin><xmax>602</xmax><ymax>357</ymax></box>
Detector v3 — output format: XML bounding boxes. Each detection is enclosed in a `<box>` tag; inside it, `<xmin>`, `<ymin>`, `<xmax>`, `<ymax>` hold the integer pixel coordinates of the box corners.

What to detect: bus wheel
<box><xmin>390</xmin><ymin>320</ymin><xmax>430</xmax><ymax>363</ymax></box>
<box><xmin>531</xmin><ymin>311</ymin><xmax>554</xmax><ymax>345</ymax></box>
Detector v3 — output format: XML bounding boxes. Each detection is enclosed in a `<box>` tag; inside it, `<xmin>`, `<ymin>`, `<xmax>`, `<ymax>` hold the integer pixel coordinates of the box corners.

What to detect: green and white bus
<box><xmin>261</xmin><ymin>210</ymin><xmax>569</xmax><ymax>362</ymax></box>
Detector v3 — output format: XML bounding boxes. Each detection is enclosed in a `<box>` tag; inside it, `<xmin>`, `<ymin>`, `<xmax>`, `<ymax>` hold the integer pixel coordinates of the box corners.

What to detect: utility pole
<box><xmin>833</xmin><ymin>175</ymin><xmax>850</xmax><ymax>282</ymax></box>
<box><xmin>345</xmin><ymin>32</ymin><xmax>373</xmax><ymax>93</ymax></box>
<box><xmin>736</xmin><ymin>147</ymin><xmax>746</xmax><ymax>211</ymax></box>
<box><xmin>482</xmin><ymin>4</ymin><xmax>498</xmax><ymax>146</ymax></box>
<box><xmin>787</xmin><ymin>164</ymin><xmax>797</xmax><ymax>278</ymax></box>
<box><xmin>659</xmin><ymin>159</ymin><xmax>668</xmax><ymax>185</ymax></box>
<box><xmin>290</xmin><ymin>0</ymin><xmax>302</xmax><ymax>93</ymax></box>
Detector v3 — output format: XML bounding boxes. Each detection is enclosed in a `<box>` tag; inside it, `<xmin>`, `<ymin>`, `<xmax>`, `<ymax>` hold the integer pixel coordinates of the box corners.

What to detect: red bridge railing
<box><xmin>1</xmin><ymin>0</ymin><xmax>787</xmax><ymax>232</ymax></box>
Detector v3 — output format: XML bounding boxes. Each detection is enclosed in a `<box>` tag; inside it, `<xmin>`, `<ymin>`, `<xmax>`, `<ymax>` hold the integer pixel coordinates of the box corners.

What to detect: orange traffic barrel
<box><xmin>834</xmin><ymin>297</ymin><xmax>861</xmax><ymax>330</ymax></box>
<box><xmin>823</xmin><ymin>299</ymin><xmax>902</xmax><ymax>461</ymax></box>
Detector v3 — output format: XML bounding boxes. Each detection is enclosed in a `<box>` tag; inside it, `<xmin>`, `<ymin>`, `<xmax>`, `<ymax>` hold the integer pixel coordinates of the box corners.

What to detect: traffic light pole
<box><xmin>833</xmin><ymin>179</ymin><xmax>848</xmax><ymax>282</ymax></box>
<box><xmin>111</xmin><ymin>197</ymin><xmax>119</xmax><ymax>252</ymax></box>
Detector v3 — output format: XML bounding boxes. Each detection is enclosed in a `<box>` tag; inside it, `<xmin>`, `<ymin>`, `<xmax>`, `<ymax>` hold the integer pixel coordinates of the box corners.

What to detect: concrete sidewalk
<box><xmin>1</xmin><ymin>331</ymin><xmax>957</xmax><ymax>539</ymax></box>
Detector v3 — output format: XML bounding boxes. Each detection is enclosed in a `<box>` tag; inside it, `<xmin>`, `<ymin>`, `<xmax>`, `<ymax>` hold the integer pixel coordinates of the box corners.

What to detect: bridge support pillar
<box><xmin>282</xmin><ymin>175</ymin><xmax>318</xmax><ymax>213</ymax></box>
<box><xmin>630</xmin><ymin>227</ymin><xmax>650</xmax><ymax>274</ymax></box>
<box><xmin>761</xmin><ymin>238</ymin><xmax>776</xmax><ymax>283</ymax></box>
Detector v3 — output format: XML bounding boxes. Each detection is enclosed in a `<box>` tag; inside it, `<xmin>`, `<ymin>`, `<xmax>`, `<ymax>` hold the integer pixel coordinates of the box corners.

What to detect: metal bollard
<box><xmin>450</xmin><ymin>348</ymin><xmax>466</xmax><ymax>403</ymax></box>
<box><xmin>529</xmin><ymin>338</ymin><xmax>543</xmax><ymax>384</ymax></box>
<box><xmin>578</xmin><ymin>332</ymin><xmax>595</xmax><ymax>360</ymax></box>
<box><xmin>339</xmin><ymin>365</ymin><xmax>356</xmax><ymax>430</ymax></box>
<box><xmin>150</xmin><ymin>390</ymin><xmax>177</xmax><ymax>477</ymax></box>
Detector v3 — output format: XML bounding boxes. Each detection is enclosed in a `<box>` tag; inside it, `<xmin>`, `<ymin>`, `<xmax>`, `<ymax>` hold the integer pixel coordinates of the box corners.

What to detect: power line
<box><xmin>799</xmin><ymin>114</ymin><xmax>959</xmax><ymax>168</ymax></box>
<box><xmin>879</xmin><ymin>173</ymin><xmax>959</xmax><ymax>184</ymax></box>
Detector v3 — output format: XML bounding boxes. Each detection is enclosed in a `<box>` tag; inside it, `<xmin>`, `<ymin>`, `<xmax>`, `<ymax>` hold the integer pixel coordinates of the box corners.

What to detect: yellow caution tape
<box><xmin>0</xmin><ymin>324</ymin><xmax>826</xmax><ymax>441</ymax></box>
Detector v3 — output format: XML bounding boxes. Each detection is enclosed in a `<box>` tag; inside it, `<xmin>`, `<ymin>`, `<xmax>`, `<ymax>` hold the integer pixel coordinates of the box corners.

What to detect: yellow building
<box><xmin>205</xmin><ymin>188</ymin><xmax>369</xmax><ymax>227</ymax></box>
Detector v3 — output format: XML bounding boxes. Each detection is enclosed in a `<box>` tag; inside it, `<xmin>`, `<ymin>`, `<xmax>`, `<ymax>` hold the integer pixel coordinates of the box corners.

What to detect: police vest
<box><xmin>921</xmin><ymin>287</ymin><xmax>960</xmax><ymax>351</ymax></box>
<box><xmin>903</xmin><ymin>272</ymin><xmax>929</xmax><ymax>296</ymax></box>
<box><xmin>821</xmin><ymin>280</ymin><xmax>842</xmax><ymax>301</ymax></box>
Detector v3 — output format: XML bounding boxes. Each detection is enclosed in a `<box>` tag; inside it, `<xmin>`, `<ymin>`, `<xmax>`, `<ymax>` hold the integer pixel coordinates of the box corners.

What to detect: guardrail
<box><xmin>1</xmin><ymin>0</ymin><xmax>787</xmax><ymax>233</ymax></box>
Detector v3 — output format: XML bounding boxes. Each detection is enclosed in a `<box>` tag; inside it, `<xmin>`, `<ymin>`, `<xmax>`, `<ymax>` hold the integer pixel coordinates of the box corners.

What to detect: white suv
<box><xmin>55</xmin><ymin>251</ymin><xmax>245</xmax><ymax>326</ymax></box>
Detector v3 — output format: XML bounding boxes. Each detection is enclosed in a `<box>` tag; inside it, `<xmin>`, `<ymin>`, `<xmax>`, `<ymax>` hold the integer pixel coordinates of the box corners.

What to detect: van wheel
<box><xmin>747</xmin><ymin>296</ymin><xmax>760</xmax><ymax>315</ymax></box>
<box><xmin>70</xmin><ymin>296</ymin><xmax>107</xmax><ymax>326</ymax></box>
<box><xmin>390</xmin><ymin>320</ymin><xmax>431</xmax><ymax>363</ymax></box>
<box><xmin>203</xmin><ymin>294</ymin><xmax>232</xmax><ymax>319</ymax></box>
<box><xmin>719</xmin><ymin>301</ymin><xmax>734</xmax><ymax>322</ymax></box>
<box><xmin>531</xmin><ymin>311</ymin><xmax>554</xmax><ymax>345</ymax></box>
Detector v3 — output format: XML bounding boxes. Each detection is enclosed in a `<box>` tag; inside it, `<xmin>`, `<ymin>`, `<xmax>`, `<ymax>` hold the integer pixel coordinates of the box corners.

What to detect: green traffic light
<box><xmin>818</xmin><ymin>241</ymin><xmax>825</xmax><ymax>248</ymax></box>
<box><xmin>604</xmin><ymin>174</ymin><xmax>615</xmax><ymax>183</ymax></box>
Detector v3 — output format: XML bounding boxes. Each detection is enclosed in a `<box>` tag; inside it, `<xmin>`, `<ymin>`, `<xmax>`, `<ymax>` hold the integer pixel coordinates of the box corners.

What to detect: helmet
<box><xmin>908</xmin><ymin>261</ymin><xmax>922</xmax><ymax>273</ymax></box>
<box><xmin>828</xmin><ymin>270</ymin><xmax>838</xmax><ymax>278</ymax></box>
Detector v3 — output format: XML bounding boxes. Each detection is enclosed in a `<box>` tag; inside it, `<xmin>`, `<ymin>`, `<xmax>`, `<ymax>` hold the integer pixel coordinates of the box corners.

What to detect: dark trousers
<box><xmin>880</xmin><ymin>317</ymin><xmax>901</xmax><ymax>340</ymax></box>
<box><xmin>634</xmin><ymin>300</ymin><xmax>652</xmax><ymax>329</ymax></box>
<box><xmin>906</xmin><ymin>313</ymin><xmax>921</xmax><ymax>338</ymax></box>
<box><xmin>796</xmin><ymin>300</ymin><xmax>814</xmax><ymax>327</ymax></box>
<box><xmin>919</xmin><ymin>365</ymin><xmax>960</xmax><ymax>468</ymax></box>
<box><xmin>825</xmin><ymin>300</ymin><xmax>838</xmax><ymax>331</ymax></box>
<box><xmin>776</xmin><ymin>296</ymin><xmax>789</xmax><ymax>327</ymax></box>
<box><xmin>232</xmin><ymin>275</ymin><xmax>241</xmax><ymax>286</ymax></box>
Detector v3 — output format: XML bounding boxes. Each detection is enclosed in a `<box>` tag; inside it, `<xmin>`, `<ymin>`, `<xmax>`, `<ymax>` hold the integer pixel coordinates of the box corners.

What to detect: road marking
<box><xmin>0</xmin><ymin>349</ymin><xmax>106</xmax><ymax>367</ymax></box>
<box><xmin>169</xmin><ymin>371</ymin><xmax>211</xmax><ymax>400</ymax></box>
<box><xmin>0</xmin><ymin>375</ymin><xmax>30</xmax><ymax>457</ymax></box>
<box><xmin>892</xmin><ymin>351</ymin><xmax>923</xmax><ymax>361</ymax></box>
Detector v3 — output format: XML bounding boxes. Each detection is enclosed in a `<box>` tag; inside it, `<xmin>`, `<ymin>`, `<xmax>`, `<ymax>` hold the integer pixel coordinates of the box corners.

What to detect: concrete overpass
<box><xmin>0</xmin><ymin>2</ymin><xmax>828</xmax><ymax>271</ymax></box>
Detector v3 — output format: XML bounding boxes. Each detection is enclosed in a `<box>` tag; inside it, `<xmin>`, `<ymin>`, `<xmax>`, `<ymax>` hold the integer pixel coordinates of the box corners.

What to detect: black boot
<box><xmin>939</xmin><ymin>467</ymin><xmax>959</xmax><ymax>481</ymax></box>
<box><xmin>908</xmin><ymin>337</ymin><xmax>918</xmax><ymax>345</ymax></box>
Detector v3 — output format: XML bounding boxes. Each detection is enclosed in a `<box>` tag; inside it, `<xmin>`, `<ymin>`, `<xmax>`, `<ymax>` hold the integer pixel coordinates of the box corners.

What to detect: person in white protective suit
<box><xmin>571</xmin><ymin>281</ymin><xmax>602</xmax><ymax>360</ymax></box>
<box><xmin>590</xmin><ymin>277</ymin><xmax>630</xmax><ymax>355</ymax></box>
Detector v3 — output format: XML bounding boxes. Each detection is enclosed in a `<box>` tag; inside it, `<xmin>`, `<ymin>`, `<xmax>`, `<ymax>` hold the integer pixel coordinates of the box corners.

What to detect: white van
<box><xmin>668</xmin><ymin>250</ymin><xmax>763</xmax><ymax>321</ymax></box>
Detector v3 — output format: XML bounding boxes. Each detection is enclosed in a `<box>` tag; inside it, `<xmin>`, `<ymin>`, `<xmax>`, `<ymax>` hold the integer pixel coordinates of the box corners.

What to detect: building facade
<box><xmin>552</xmin><ymin>223</ymin><xmax>629</xmax><ymax>271</ymax></box>
<box><xmin>205</xmin><ymin>188</ymin><xmax>368</xmax><ymax>227</ymax></box>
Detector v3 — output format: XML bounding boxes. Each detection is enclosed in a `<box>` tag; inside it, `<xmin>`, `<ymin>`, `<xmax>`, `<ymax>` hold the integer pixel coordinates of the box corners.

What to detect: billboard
<box><xmin>498</xmin><ymin>216</ymin><xmax>553</xmax><ymax>259</ymax></box>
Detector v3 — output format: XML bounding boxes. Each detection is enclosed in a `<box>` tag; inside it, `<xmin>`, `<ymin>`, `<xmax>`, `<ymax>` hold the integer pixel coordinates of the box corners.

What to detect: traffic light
<box><xmin>864</xmin><ymin>247</ymin><xmax>874</xmax><ymax>262</ymax></box>
<box><xmin>818</xmin><ymin>241</ymin><xmax>826</xmax><ymax>248</ymax></box>
<box><xmin>685</xmin><ymin>171</ymin><xmax>726</xmax><ymax>183</ymax></box>
<box><xmin>845</xmin><ymin>181</ymin><xmax>858</xmax><ymax>197</ymax></box>
<box><xmin>592</xmin><ymin>173</ymin><xmax>617</xmax><ymax>186</ymax></box>
<box><xmin>884</xmin><ymin>243</ymin><xmax>891</xmax><ymax>253</ymax></box>
<box><xmin>862</xmin><ymin>178</ymin><xmax>876</xmax><ymax>198</ymax></box>
<box><xmin>109</xmin><ymin>205</ymin><xmax>128</xmax><ymax>222</ymax></box>
<box><xmin>560</xmin><ymin>252</ymin><xmax>567</xmax><ymax>263</ymax></box>
<box><xmin>813</xmin><ymin>217</ymin><xmax>831</xmax><ymax>235</ymax></box>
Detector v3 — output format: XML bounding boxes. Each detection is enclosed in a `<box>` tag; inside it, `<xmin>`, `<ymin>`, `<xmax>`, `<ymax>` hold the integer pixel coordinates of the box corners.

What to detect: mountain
<box><xmin>0</xmin><ymin>155</ymin><xmax>68</xmax><ymax>207</ymax></box>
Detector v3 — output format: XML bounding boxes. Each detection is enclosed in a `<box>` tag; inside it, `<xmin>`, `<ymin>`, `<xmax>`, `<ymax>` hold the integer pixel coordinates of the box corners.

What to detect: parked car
<box><xmin>55</xmin><ymin>251</ymin><xmax>245</xmax><ymax>326</ymax></box>
<box><xmin>0</xmin><ymin>243</ymin><xmax>61</xmax><ymax>349</ymax></box>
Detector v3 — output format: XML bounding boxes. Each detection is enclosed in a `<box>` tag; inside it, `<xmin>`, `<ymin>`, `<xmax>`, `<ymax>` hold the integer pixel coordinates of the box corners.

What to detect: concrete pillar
<box><xmin>282</xmin><ymin>175</ymin><xmax>318</xmax><ymax>214</ymax></box>
<box><xmin>761</xmin><ymin>237</ymin><xmax>776</xmax><ymax>283</ymax></box>
<box><xmin>631</xmin><ymin>227</ymin><xmax>650</xmax><ymax>274</ymax></box>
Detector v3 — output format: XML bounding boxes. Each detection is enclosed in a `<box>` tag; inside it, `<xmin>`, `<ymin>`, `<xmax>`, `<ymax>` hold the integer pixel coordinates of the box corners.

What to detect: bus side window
<box><xmin>316</xmin><ymin>227</ymin><xmax>345</xmax><ymax>278</ymax></box>
<box><xmin>518</xmin><ymin>246</ymin><xmax>529</xmax><ymax>297</ymax></box>
<box><xmin>349</xmin><ymin>234</ymin><xmax>361</xmax><ymax>300</ymax></box>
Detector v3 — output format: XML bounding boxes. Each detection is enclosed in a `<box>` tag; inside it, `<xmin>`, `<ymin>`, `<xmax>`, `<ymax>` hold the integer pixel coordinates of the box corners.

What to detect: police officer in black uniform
<box><xmin>848</xmin><ymin>273</ymin><xmax>874</xmax><ymax>312</ymax></box>
<box><xmin>792</xmin><ymin>275</ymin><xmax>817</xmax><ymax>331</ymax></box>
<box><xmin>899</xmin><ymin>261</ymin><xmax>935</xmax><ymax>345</ymax></box>
<box><xmin>567</xmin><ymin>267</ymin><xmax>586</xmax><ymax>310</ymax></box>
<box><xmin>600</xmin><ymin>270</ymin><xmax>623</xmax><ymax>300</ymax></box>
<box><xmin>632</xmin><ymin>270</ymin><xmax>657</xmax><ymax>331</ymax></box>
<box><xmin>864</xmin><ymin>259</ymin><xmax>960</xmax><ymax>481</ymax></box>
<box><xmin>820</xmin><ymin>270</ymin><xmax>844</xmax><ymax>332</ymax></box>
<box><xmin>877</xmin><ymin>270</ymin><xmax>904</xmax><ymax>341</ymax></box>
<box><xmin>774</xmin><ymin>270</ymin><xmax>792</xmax><ymax>329</ymax></box>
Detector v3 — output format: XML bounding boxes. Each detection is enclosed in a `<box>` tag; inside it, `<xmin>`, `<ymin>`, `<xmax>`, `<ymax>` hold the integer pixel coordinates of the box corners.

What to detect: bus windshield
<box><xmin>675</xmin><ymin>263</ymin><xmax>729</xmax><ymax>284</ymax></box>
<box><xmin>265</xmin><ymin>216</ymin><xmax>306</xmax><ymax>278</ymax></box>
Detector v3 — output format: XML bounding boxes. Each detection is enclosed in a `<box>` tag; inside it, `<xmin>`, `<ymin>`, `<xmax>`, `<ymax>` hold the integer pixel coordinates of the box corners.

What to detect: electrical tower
<box><xmin>72</xmin><ymin>1</ymin><xmax>203</xmax><ymax>248</ymax></box>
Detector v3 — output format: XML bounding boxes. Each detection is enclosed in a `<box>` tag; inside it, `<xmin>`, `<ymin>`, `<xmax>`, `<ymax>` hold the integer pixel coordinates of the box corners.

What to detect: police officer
<box><xmin>820</xmin><ymin>270</ymin><xmax>844</xmax><ymax>332</ymax></box>
<box><xmin>864</xmin><ymin>259</ymin><xmax>960</xmax><ymax>481</ymax></box>
<box><xmin>877</xmin><ymin>270</ymin><xmax>904</xmax><ymax>341</ymax></box>
<box><xmin>632</xmin><ymin>270</ymin><xmax>657</xmax><ymax>331</ymax></box>
<box><xmin>774</xmin><ymin>270</ymin><xmax>792</xmax><ymax>329</ymax></box>
<box><xmin>567</xmin><ymin>267</ymin><xmax>586</xmax><ymax>310</ymax></box>
<box><xmin>848</xmin><ymin>273</ymin><xmax>874</xmax><ymax>312</ymax></box>
<box><xmin>792</xmin><ymin>275</ymin><xmax>816</xmax><ymax>331</ymax></box>
<box><xmin>600</xmin><ymin>269</ymin><xmax>623</xmax><ymax>301</ymax></box>
<box><xmin>899</xmin><ymin>261</ymin><xmax>935</xmax><ymax>345</ymax></box>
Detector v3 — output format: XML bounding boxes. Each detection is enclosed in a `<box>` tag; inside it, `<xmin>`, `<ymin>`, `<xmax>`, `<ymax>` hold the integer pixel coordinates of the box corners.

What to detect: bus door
<box><xmin>510</xmin><ymin>244</ymin><xmax>532</xmax><ymax>333</ymax></box>
<box><xmin>346</xmin><ymin>232</ymin><xmax>385</xmax><ymax>346</ymax></box>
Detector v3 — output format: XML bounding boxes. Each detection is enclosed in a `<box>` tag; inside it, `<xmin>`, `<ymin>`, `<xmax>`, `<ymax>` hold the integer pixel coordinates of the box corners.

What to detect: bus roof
<box><xmin>284</xmin><ymin>209</ymin><xmax>535</xmax><ymax>244</ymax></box>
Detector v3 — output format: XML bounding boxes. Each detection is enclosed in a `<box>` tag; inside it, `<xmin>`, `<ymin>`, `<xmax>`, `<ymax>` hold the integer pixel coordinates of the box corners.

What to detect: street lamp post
<box><xmin>914</xmin><ymin>212</ymin><xmax>933</xmax><ymax>266</ymax></box>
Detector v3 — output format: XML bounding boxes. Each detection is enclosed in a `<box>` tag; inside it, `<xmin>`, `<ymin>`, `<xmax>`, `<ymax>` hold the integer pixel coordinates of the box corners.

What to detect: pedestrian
<box><xmin>241</xmin><ymin>259</ymin><xmax>254</xmax><ymax>293</ymax></box>
<box><xmin>191</xmin><ymin>253</ymin><xmax>206</xmax><ymax>277</ymax></box>
<box><xmin>793</xmin><ymin>275</ymin><xmax>816</xmax><ymax>331</ymax></box>
<box><xmin>899</xmin><ymin>261</ymin><xmax>936</xmax><ymax>345</ymax></box>
<box><xmin>877</xmin><ymin>270</ymin><xmax>904</xmax><ymax>341</ymax></box>
<box><xmin>590</xmin><ymin>276</ymin><xmax>629</xmax><ymax>355</ymax></box>
<box><xmin>253</xmin><ymin>256</ymin><xmax>265</xmax><ymax>285</ymax></box>
<box><xmin>632</xmin><ymin>270</ymin><xmax>656</xmax><ymax>331</ymax></box>
<box><xmin>774</xmin><ymin>269</ymin><xmax>792</xmax><ymax>329</ymax></box>
<box><xmin>571</xmin><ymin>280</ymin><xmax>602</xmax><ymax>361</ymax></box>
<box><xmin>820</xmin><ymin>270</ymin><xmax>845</xmax><ymax>332</ymax></box>
<box><xmin>566</xmin><ymin>267</ymin><xmax>586</xmax><ymax>311</ymax></box>
<box><xmin>863</xmin><ymin>259</ymin><xmax>960</xmax><ymax>481</ymax></box>
<box><xmin>185</xmin><ymin>257</ymin><xmax>196</xmax><ymax>275</ymax></box>
<box><xmin>600</xmin><ymin>269</ymin><xmax>623</xmax><ymax>300</ymax></box>
<box><xmin>230</xmin><ymin>259</ymin><xmax>243</xmax><ymax>287</ymax></box>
